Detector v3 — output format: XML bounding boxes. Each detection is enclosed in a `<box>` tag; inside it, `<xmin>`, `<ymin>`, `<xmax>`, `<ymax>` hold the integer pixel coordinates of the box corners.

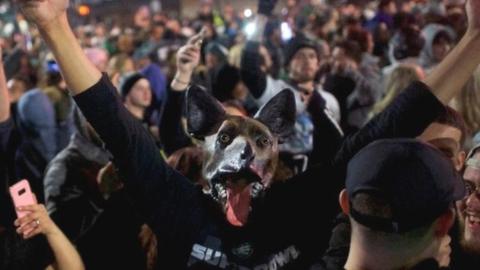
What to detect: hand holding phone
<box><xmin>176</xmin><ymin>27</ymin><xmax>206</xmax><ymax>75</ymax></box>
<box><xmin>10</xmin><ymin>179</ymin><xmax>37</xmax><ymax>219</ymax></box>
<box><xmin>179</xmin><ymin>27</ymin><xmax>206</xmax><ymax>64</ymax></box>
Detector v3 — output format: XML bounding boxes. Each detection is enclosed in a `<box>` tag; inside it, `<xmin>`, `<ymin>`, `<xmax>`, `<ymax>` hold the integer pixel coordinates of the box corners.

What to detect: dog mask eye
<box><xmin>257</xmin><ymin>136</ymin><xmax>271</xmax><ymax>147</ymax></box>
<box><xmin>218</xmin><ymin>134</ymin><xmax>231</xmax><ymax>144</ymax></box>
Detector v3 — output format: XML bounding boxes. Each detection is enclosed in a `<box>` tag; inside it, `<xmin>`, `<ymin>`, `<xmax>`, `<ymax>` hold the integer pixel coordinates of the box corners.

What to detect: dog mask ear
<box><xmin>186</xmin><ymin>85</ymin><xmax>226</xmax><ymax>139</ymax></box>
<box><xmin>254</xmin><ymin>89</ymin><xmax>296</xmax><ymax>139</ymax></box>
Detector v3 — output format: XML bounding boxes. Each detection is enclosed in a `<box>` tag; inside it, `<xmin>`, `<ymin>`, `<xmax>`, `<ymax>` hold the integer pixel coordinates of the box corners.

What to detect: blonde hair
<box><xmin>453</xmin><ymin>68</ymin><xmax>480</xmax><ymax>134</ymax></box>
<box><xmin>370</xmin><ymin>64</ymin><xmax>422</xmax><ymax>118</ymax></box>
<box><xmin>107</xmin><ymin>53</ymin><xmax>134</xmax><ymax>77</ymax></box>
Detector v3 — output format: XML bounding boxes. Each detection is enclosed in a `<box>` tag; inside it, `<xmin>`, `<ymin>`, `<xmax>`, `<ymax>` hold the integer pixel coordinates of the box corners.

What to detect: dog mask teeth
<box><xmin>215</xmin><ymin>184</ymin><xmax>227</xmax><ymax>200</ymax></box>
<box><xmin>250</xmin><ymin>182</ymin><xmax>264</xmax><ymax>198</ymax></box>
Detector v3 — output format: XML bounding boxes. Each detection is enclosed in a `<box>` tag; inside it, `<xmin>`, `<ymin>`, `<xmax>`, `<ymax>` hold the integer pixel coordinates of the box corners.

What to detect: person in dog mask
<box><xmin>17</xmin><ymin>0</ymin><xmax>480</xmax><ymax>268</ymax></box>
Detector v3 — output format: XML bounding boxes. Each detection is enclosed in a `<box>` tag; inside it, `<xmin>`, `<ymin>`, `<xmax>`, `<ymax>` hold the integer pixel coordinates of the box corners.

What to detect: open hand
<box><xmin>17</xmin><ymin>0</ymin><xmax>69</xmax><ymax>30</ymax></box>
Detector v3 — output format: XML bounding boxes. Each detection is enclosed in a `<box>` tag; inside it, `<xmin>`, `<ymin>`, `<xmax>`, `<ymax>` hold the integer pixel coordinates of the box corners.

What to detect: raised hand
<box><xmin>171</xmin><ymin>28</ymin><xmax>205</xmax><ymax>90</ymax></box>
<box><xmin>467</xmin><ymin>0</ymin><xmax>480</xmax><ymax>33</ymax></box>
<box><xmin>176</xmin><ymin>29</ymin><xmax>204</xmax><ymax>75</ymax></box>
<box><xmin>17</xmin><ymin>0</ymin><xmax>70</xmax><ymax>30</ymax></box>
<box><xmin>0</xmin><ymin>45</ymin><xmax>9</xmax><ymax>122</ymax></box>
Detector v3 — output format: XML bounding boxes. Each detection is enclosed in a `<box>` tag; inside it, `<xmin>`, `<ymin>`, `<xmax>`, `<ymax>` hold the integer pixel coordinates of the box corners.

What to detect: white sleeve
<box><xmin>256</xmin><ymin>77</ymin><xmax>306</xmax><ymax>114</ymax></box>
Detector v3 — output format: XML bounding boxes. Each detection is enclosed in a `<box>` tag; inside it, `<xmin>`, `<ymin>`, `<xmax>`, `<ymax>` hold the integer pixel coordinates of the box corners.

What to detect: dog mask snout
<box><xmin>240</xmin><ymin>144</ymin><xmax>254</xmax><ymax>162</ymax></box>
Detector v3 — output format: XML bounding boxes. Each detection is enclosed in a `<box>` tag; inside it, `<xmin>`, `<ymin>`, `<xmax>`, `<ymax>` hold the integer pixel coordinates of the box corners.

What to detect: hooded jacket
<box><xmin>419</xmin><ymin>24</ymin><xmax>456</xmax><ymax>72</ymax></box>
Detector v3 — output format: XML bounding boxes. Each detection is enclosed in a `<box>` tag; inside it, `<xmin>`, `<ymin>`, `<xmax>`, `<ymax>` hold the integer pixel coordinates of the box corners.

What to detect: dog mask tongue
<box><xmin>226</xmin><ymin>185</ymin><xmax>252</xmax><ymax>226</ymax></box>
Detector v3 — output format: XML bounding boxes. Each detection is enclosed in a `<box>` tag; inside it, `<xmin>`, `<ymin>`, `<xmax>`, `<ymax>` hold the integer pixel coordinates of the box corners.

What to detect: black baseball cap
<box><xmin>346</xmin><ymin>139</ymin><xmax>465</xmax><ymax>233</ymax></box>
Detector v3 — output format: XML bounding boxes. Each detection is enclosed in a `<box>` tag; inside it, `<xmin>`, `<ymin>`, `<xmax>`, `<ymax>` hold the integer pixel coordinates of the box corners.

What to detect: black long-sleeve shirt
<box><xmin>73</xmin><ymin>75</ymin><xmax>444</xmax><ymax>269</ymax></box>
<box><xmin>160</xmin><ymin>88</ymin><xmax>192</xmax><ymax>156</ymax></box>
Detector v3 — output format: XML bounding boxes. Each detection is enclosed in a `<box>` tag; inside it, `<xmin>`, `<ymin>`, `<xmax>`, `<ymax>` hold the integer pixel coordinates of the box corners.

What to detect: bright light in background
<box><xmin>363</xmin><ymin>9</ymin><xmax>375</xmax><ymax>20</ymax></box>
<box><xmin>78</xmin><ymin>4</ymin><xmax>91</xmax><ymax>16</ymax></box>
<box><xmin>18</xmin><ymin>20</ymin><xmax>29</xmax><ymax>34</ymax></box>
<box><xmin>281</xmin><ymin>22</ymin><xmax>293</xmax><ymax>41</ymax></box>
<box><xmin>244</xmin><ymin>21</ymin><xmax>256</xmax><ymax>37</ymax></box>
<box><xmin>0</xmin><ymin>3</ymin><xmax>9</xmax><ymax>14</ymax></box>
<box><xmin>244</xmin><ymin>8</ymin><xmax>253</xmax><ymax>18</ymax></box>
<box><xmin>3</xmin><ymin>23</ymin><xmax>14</xmax><ymax>37</ymax></box>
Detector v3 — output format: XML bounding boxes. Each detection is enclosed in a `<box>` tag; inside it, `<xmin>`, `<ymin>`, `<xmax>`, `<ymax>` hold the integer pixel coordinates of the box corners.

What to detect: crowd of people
<box><xmin>2</xmin><ymin>0</ymin><xmax>480</xmax><ymax>269</ymax></box>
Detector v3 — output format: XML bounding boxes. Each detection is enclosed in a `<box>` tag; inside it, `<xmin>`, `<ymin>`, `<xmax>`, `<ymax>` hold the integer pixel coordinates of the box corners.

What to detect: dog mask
<box><xmin>186</xmin><ymin>86</ymin><xmax>296</xmax><ymax>226</ymax></box>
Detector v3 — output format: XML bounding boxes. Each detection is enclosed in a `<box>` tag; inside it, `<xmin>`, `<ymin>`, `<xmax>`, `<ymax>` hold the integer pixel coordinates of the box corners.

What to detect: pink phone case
<box><xmin>9</xmin><ymin>180</ymin><xmax>36</xmax><ymax>218</ymax></box>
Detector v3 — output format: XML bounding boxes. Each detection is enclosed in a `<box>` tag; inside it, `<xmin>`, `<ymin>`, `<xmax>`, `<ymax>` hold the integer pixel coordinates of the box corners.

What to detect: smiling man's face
<box><xmin>457</xmin><ymin>151</ymin><xmax>480</xmax><ymax>255</ymax></box>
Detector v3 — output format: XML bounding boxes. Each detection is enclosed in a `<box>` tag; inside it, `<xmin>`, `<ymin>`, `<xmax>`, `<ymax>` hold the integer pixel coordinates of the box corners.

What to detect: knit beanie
<box><xmin>284</xmin><ymin>36</ymin><xmax>320</xmax><ymax>67</ymax></box>
<box><xmin>120</xmin><ymin>73</ymin><xmax>146</xmax><ymax>98</ymax></box>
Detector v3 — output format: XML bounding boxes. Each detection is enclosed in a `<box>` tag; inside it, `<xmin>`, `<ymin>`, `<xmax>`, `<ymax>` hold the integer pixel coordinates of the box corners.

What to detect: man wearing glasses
<box><xmin>452</xmin><ymin>145</ymin><xmax>480</xmax><ymax>268</ymax></box>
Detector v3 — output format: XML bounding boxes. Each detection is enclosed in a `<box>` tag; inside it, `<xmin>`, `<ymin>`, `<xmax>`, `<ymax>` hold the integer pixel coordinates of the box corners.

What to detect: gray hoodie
<box><xmin>419</xmin><ymin>24</ymin><xmax>456</xmax><ymax>71</ymax></box>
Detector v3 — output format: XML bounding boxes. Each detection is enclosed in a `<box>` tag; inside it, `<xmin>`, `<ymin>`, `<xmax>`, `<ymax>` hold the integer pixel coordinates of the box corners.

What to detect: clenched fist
<box><xmin>17</xmin><ymin>0</ymin><xmax>70</xmax><ymax>30</ymax></box>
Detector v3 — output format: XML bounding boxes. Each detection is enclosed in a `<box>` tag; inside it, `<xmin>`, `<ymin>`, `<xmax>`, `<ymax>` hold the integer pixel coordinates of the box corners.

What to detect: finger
<box><xmin>24</xmin><ymin>226</ymin><xmax>42</xmax><ymax>239</ymax></box>
<box><xmin>179</xmin><ymin>55</ymin><xmax>197</xmax><ymax>64</ymax></box>
<box><xmin>180</xmin><ymin>51</ymin><xmax>197</xmax><ymax>59</ymax></box>
<box><xmin>184</xmin><ymin>46</ymin><xmax>200</xmax><ymax>54</ymax></box>
<box><xmin>15</xmin><ymin>212</ymin><xmax>39</xmax><ymax>227</ymax></box>
<box><xmin>17</xmin><ymin>220</ymin><xmax>37</xmax><ymax>234</ymax></box>
<box><xmin>187</xmin><ymin>27</ymin><xmax>207</xmax><ymax>46</ymax></box>
<box><xmin>17</xmin><ymin>204</ymin><xmax>40</xmax><ymax>212</ymax></box>
<box><xmin>18</xmin><ymin>216</ymin><xmax>40</xmax><ymax>231</ymax></box>
<box><xmin>180</xmin><ymin>45</ymin><xmax>200</xmax><ymax>55</ymax></box>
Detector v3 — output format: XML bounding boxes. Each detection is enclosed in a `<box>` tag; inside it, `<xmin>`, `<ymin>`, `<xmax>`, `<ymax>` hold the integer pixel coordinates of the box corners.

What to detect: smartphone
<box><xmin>9</xmin><ymin>180</ymin><xmax>36</xmax><ymax>219</ymax></box>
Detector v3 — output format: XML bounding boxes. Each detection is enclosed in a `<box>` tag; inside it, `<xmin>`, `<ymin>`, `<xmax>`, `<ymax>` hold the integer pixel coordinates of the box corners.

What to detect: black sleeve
<box><xmin>240</xmin><ymin>41</ymin><xmax>268</xmax><ymax>99</ymax></box>
<box><xmin>267</xmin><ymin>162</ymin><xmax>343</xmax><ymax>256</ymax></box>
<box><xmin>73</xmin><ymin>75</ymin><xmax>207</xmax><ymax>239</ymax></box>
<box><xmin>320</xmin><ymin>213</ymin><xmax>351</xmax><ymax>270</ymax></box>
<box><xmin>323</xmin><ymin>74</ymin><xmax>357</xmax><ymax>134</ymax></box>
<box><xmin>0</xmin><ymin>118</ymin><xmax>15</xmax><ymax>158</ymax></box>
<box><xmin>307</xmin><ymin>91</ymin><xmax>344</xmax><ymax>166</ymax></box>
<box><xmin>160</xmin><ymin>86</ymin><xmax>192</xmax><ymax>156</ymax></box>
<box><xmin>0</xmin><ymin>118</ymin><xmax>18</xmax><ymax>225</ymax></box>
<box><xmin>334</xmin><ymin>81</ymin><xmax>446</xmax><ymax>171</ymax></box>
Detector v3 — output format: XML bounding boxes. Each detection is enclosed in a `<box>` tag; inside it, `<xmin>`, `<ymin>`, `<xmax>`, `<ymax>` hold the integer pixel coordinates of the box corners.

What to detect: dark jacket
<box><xmin>0</xmin><ymin>111</ymin><xmax>54</xmax><ymax>270</ymax></box>
<box><xmin>44</xmin><ymin>133</ymin><xmax>110</xmax><ymax>240</ymax></box>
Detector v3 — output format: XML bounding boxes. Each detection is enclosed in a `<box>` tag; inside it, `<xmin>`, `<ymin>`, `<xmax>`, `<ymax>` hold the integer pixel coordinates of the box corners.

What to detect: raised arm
<box><xmin>335</xmin><ymin>0</ymin><xmax>480</xmax><ymax>169</ymax></box>
<box><xmin>161</xmin><ymin>33</ymin><xmax>203</xmax><ymax>154</ymax></box>
<box><xmin>0</xmin><ymin>47</ymin><xmax>9</xmax><ymax>122</ymax></box>
<box><xmin>18</xmin><ymin>1</ymin><xmax>206</xmax><ymax>238</ymax></box>
<box><xmin>423</xmin><ymin>0</ymin><xmax>480</xmax><ymax>104</ymax></box>
<box><xmin>18</xmin><ymin>0</ymin><xmax>101</xmax><ymax>94</ymax></box>
<box><xmin>240</xmin><ymin>1</ymin><xmax>274</xmax><ymax>98</ymax></box>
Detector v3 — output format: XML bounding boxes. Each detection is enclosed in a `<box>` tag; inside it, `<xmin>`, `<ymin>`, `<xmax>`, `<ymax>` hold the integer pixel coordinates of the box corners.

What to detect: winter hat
<box><xmin>284</xmin><ymin>36</ymin><xmax>320</xmax><ymax>67</ymax></box>
<box><xmin>120</xmin><ymin>73</ymin><xmax>146</xmax><ymax>98</ymax></box>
